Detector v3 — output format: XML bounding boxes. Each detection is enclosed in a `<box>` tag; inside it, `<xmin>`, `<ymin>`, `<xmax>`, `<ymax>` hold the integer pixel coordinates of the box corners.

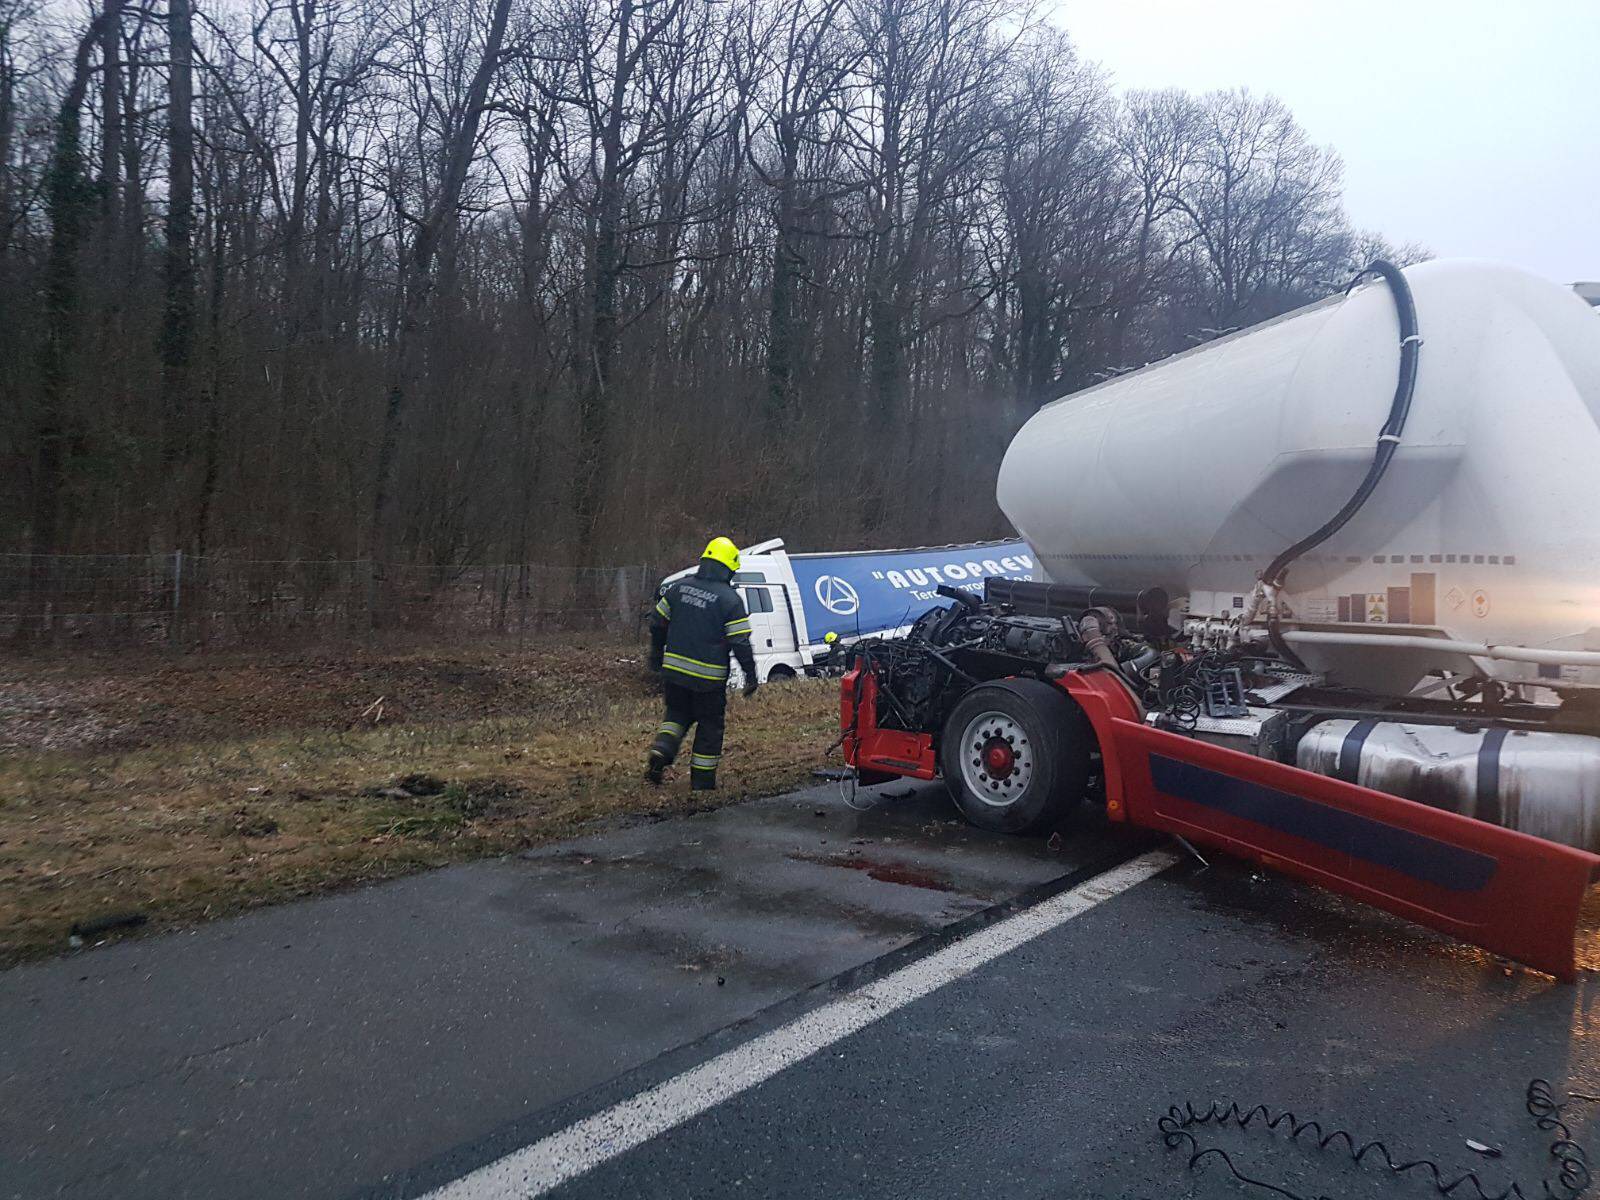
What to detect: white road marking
<box><xmin>422</xmin><ymin>847</ymin><xmax>1178</xmax><ymax>1200</ymax></box>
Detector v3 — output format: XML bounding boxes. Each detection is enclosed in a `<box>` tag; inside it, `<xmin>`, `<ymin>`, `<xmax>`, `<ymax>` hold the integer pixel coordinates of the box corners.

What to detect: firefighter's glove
<box><xmin>742</xmin><ymin>675</ymin><xmax>759</xmax><ymax>699</ymax></box>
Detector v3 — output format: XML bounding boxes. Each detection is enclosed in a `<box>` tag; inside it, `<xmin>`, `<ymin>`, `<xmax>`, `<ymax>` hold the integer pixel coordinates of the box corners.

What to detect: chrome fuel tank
<box><xmin>1297</xmin><ymin>719</ymin><xmax>1600</xmax><ymax>851</ymax></box>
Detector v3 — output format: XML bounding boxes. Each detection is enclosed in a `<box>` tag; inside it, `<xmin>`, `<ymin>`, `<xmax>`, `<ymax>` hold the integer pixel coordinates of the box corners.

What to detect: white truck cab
<box><xmin>658</xmin><ymin>538</ymin><xmax>1037</xmax><ymax>684</ymax></box>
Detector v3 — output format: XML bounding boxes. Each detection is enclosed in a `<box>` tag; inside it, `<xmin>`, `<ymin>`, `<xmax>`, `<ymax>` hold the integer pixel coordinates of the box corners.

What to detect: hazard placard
<box><xmin>1366</xmin><ymin>592</ymin><xmax>1387</xmax><ymax>623</ymax></box>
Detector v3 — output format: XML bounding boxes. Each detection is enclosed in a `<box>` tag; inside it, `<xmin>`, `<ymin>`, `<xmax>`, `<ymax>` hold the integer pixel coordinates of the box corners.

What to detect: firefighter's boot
<box><xmin>690</xmin><ymin>753</ymin><xmax>719</xmax><ymax>791</ymax></box>
<box><xmin>646</xmin><ymin>719</ymin><xmax>685</xmax><ymax>786</ymax></box>
<box><xmin>645</xmin><ymin>751</ymin><xmax>668</xmax><ymax>786</ymax></box>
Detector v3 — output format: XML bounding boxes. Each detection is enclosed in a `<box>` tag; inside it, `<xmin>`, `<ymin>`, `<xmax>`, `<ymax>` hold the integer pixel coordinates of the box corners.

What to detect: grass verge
<box><xmin>0</xmin><ymin>674</ymin><xmax>839</xmax><ymax>964</ymax></box>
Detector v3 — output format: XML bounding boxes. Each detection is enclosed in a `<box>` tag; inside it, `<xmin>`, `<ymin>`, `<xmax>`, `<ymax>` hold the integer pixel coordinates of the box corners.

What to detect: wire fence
<box><xmin>0</xmin><ymin>553</ymin><xmax>659</xmax><ymax>650</ymax></box>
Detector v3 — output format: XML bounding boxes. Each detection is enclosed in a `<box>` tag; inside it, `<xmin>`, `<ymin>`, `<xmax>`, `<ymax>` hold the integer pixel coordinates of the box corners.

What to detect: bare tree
<box><xmin>846</xmin><ymin>0</ymin><xmax>1014</xmax><ymax>427</ymax></box>
<box><xmin>161</xmin><ymin>0</ymin><xmax>197</xmax><ymax>472</ymax></box>
<box><xmin>993</xmin><ymin>30</ymin><xmax>1124</xmax><ymax>406</ymax></box>
<box><xmin>743</xmin><ymin>0</ymin><xmax>858</xmax><ymax>423</ymax></box>
<box><xmin>370</xmin><ymin>0</ymin><xmax>516</xmax><ymax>601</ymax></box>
<box><xmin>1171</xmin><ymin>88</ymin><xmax>1347</xmax><ymax>325</ymax></box>
<box><xmin>0</xmin><ymin>0</ymin><xmax>1381</xmax><ymax>592</ymax></box>
<box><xmin>0</xmin><ymin>0</ymin><xmax>38</xmax><ymax>261</ymax></box>
<box><xmin>20</xmin><ymin>6</ymin><xmax>119</xmax><ymax>635</ymax></box>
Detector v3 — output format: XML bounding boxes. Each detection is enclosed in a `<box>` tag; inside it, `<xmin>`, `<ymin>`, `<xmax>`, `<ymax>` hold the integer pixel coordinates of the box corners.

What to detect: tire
<box><xmin>766</xmin><ymin>665</ymin><xmax>796</xmax><ymax>683</ymax></box>
<box><xmin>938</xmin><ymin>678</ymin><xmax>1093</xmax><ymax>835</ymax></box>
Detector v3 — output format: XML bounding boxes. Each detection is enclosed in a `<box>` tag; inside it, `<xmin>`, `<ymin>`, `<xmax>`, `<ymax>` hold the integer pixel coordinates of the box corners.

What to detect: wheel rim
<box><xmin>958</xmin><ymin>710</ymin><xmax>1032</xmax><ymax>807</ymax></box>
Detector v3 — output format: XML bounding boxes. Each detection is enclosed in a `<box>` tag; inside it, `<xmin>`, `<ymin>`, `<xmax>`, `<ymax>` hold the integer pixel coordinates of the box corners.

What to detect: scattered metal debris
<box><xmin>1171</xmin><ymin>834</ymin><xmax>1210</xmax><ymax>870</ymax></box>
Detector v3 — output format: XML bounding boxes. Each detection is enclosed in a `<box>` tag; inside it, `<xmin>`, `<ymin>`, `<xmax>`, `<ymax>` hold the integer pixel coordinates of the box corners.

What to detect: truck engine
<box><xmin>846</xmin><ymin>573</ymin><xmax>1600</xmax><ymax>854</ymax></box>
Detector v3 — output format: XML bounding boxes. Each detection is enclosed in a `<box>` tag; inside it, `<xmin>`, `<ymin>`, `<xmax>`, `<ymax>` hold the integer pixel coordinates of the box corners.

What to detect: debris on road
<box><xmin>68</xmin><ymin>911</ymin><xmax>148</xmax><ymax>946</ymax></box>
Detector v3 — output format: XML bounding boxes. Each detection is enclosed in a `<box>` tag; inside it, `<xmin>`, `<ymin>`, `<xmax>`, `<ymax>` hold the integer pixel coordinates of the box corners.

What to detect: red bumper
<box><xmin>1061</xmin><ymin>670</ymin><xmax>1600</xmax><ymax>981</ymax></box>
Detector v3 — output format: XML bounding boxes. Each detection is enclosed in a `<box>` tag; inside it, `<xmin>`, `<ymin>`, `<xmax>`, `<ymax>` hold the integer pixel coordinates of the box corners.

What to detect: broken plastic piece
<box><xmin>1204</xmin><ymin>668</ymin><xmax>1249</xmax><ymax>718</ymax></box>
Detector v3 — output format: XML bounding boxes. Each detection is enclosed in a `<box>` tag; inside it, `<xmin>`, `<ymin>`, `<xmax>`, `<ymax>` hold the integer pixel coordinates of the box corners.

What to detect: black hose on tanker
<box><xmin>1261</xmin><ymin>259</ymin><xmax>1422</xmax><ymax>668</ymax></box>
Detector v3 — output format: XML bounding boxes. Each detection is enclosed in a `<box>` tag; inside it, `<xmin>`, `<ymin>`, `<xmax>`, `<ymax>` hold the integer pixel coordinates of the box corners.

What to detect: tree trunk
<box><xmin>160</xmin><ymin>0</ymin><xmax>196</xmax><ymax>468</ymax></box>
<box><xmin>97</xmin><ymin>0</ymin><xmax>123</xmax><ymax>236</ymax></box>
<box><xmin>764</xmin><ymin>137</ymin><xmax>800</xmax><ymax>422</ymax></box>
<box><xmin>867</xmin><ymin>289</ymin><xmax>903</xmax><ymax>429</ymax></box>
<box><xmin>195</xmin><ymin>210</ymin><xmax>227</xmax><ymax>561</ymax></box>
<box><xmin>20</xmin><ymin>12</ymin><xmax>115</xmax><ymax>640</ymax></box>
<box><xmin>368</xmin><ymin>0</ymin><xmax>513</xmax><ymax>619</ymax></box>
<box><xmin>0</xmin><ymin>16</ymin><xmax>19</xmax><ymax>261</ymax></box>
<box><xmin>572</xmin><ymin>0</ymin><xmax>633</xmax><ymax>568</ymax></box>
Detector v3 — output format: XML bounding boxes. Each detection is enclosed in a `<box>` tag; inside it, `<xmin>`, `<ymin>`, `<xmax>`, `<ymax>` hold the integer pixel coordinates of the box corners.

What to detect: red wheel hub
<box><xmin>983</xmin><ymin>740</ymin><xmax>1015</xmax><ymax>779</ymax></box>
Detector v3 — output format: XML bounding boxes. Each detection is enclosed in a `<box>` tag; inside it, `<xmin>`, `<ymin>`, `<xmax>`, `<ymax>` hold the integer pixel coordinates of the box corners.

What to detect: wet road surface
<box><xmin>5</xmin><ymin>781</ymin><xmax>1600</xmax><ymax>1200</ymax></box>
<box><xmin>0</xmin><ymin>781</ymin><xmax>1124</xmax><ymax>1200</ymax></box>
<box><xmin>510</xmin><ymin>857</ymin><xmax>1600</xmax><ymax>1200</ymax></box>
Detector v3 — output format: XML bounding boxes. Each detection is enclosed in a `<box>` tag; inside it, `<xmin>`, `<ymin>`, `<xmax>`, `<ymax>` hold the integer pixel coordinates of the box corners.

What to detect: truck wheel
<box><xmin>939</xmin><ymin>679</ymin><xmax>1093</xmax><ymax>835</ymax></box>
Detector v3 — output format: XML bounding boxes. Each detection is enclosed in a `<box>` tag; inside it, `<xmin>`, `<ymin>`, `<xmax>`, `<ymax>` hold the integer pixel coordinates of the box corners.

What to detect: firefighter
<box><xmin>645</xmin><ymin>537</ymin><xmax>758</xmax><ymax>790</ymax></box>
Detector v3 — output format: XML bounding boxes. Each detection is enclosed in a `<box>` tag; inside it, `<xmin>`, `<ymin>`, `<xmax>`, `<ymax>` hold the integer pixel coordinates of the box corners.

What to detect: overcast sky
<box><xmin>1050</xmin><ymin>0</ymin><xmax>1600</xmax><ymax>284</ymax></box>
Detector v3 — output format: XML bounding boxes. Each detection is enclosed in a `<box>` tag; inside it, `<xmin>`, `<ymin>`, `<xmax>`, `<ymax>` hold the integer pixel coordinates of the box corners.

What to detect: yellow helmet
<box><xmin>701</xmin><ymin>536</ymin><xmax>741</xmax><ymax>572</ymax></box>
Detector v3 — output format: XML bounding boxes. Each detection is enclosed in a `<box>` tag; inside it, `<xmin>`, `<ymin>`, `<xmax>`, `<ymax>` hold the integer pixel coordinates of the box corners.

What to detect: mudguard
<box><xmin>1060</xmin><ymin>669</ymin><xmax>1600</xmax><ymax>981</ymax></box>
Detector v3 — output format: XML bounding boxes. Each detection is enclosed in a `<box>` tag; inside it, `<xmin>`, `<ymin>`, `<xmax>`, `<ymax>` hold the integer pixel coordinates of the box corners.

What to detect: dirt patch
<box><xmin>0</xmin><ymin>642</ymin><xmax>840</xmax><ymax>963</ymax></box>
<box><xmin>0</xmin><ymin>638</ymin><xmax>653</xmax><ymax>753</ymax></box>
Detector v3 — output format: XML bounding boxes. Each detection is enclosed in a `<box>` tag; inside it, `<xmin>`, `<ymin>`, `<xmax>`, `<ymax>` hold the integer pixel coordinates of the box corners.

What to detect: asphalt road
<box><xmin>5</xmin><ymin>780</ymin><xmax>1600</xmax><ymax>1200</ymax></box>
<box><xmin>0</xmin><ymin>781</ymin><xmax>1121</xmax><ymax>1200</ymax></box>
<box><xmin>519</xmin><ymin>857</ymin><xmax>1600</xmax><ymax>1200</ymax></box>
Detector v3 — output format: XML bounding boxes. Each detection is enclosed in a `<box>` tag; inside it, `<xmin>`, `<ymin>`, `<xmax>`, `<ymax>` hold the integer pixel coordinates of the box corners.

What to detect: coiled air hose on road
<box><xmin>1159</xmin><ymin>1077</ymin><xmax>1594</xmax><ymax>1200</ymax></box>
<box><xmin>1261</xmin><ymin>259</ymin><xmax>1422</xmax><ymax>669</ymax></box>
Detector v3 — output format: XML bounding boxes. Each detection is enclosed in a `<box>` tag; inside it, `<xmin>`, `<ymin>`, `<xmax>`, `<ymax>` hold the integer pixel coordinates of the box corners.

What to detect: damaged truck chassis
<box><xmin>840</xmin><ymin>578</ymin><xmax>1600</xmax><ymax>980</ymax></box>
<box><xmin>841</xmin><ymin>260</ymin><xmax>1600</xmax><ymax>981</ymax></box>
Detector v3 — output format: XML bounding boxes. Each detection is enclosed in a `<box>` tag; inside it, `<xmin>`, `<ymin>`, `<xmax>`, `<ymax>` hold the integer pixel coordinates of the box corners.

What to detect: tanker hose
<box><xmin>1123</xmin><ymin>645</ymin><xmax>1161</xmax><ymax>677</ymax></box>
<box><xmin>1260</xmin><ymin>259</ymin><xmax>1421</xmax><ymax>668</ymax></box>
<box><xmin>934</xmin><ymin>583</ymin><xmax>980</xmax><ymax>613</ymax></box>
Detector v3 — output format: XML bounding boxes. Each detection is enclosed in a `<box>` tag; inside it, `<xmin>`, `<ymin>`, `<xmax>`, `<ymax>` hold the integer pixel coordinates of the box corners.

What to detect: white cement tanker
<box><xmin>998</xmin><ymin>259</ymin><xmax>1600</xmax><ymax>698</ymax></box>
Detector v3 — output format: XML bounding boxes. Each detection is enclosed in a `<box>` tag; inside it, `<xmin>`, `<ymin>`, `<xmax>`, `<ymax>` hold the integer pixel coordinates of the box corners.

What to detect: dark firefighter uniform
<box><xmin>646</xmin><ymin>537</ymin><xmax>757</xmax><ymax>790</ymax></box>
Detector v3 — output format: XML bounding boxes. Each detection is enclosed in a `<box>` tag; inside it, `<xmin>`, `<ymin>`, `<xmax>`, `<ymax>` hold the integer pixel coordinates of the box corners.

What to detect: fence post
<box><xmin>614</xmin><ymin>567</ymin><xmax>631</xmax><ymax>630</ymax></box>
<box><xmin>517</xmin><ymin>563</ymin><xmax>529</xmax><ymax>646</ymax></box>
<box><xmin>170</xmin><ymin>549</ymin><xmax>184</xmax><ymax>647</ymax></box>
<box><xmin>636</xmin><ymin>565</ymin><xmax>653</xmax><ymax>643</ymax></box>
